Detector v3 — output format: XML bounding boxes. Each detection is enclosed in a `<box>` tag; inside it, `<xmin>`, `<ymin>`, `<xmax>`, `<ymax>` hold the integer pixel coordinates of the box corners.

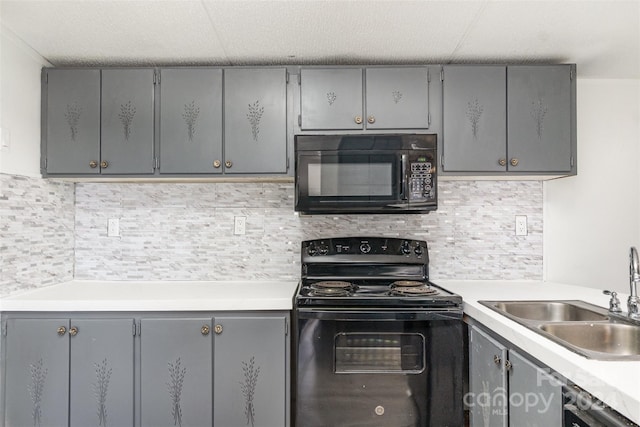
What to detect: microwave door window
<box><xmin>308</xmin><ymin>163</ymin><xmax>393</xmax><ymax>197</ymax></box>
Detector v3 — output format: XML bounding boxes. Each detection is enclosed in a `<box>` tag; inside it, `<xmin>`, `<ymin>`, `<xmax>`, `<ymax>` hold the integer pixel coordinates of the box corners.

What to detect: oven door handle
<box><xmin>296</xmin><ymin>308</ymin><xmax>462</xmax><ymax>321</ymax></box>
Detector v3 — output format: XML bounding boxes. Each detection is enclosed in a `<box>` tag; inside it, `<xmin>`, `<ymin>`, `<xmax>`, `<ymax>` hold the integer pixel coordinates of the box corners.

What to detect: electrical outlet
<box><xmin>107</xmin><ymin>218</ymin><xmax>120</xmax><ymax>237</ymax></box>
<box><xmin>515</xmin><ymin>215</ymin><xmax>528</xmax><ymax>236</ymax></box>
<box><xmin>234</xmin><ymin>216</ymin><xmax>246</xmax><ymax>235</ymax></box>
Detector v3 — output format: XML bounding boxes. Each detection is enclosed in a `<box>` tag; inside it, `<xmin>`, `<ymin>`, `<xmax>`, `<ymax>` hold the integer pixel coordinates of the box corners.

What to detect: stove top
<box><xmin>297</xmin><ymin>237</ymin><xmax>461</xmax><ymax>308</ymax></box>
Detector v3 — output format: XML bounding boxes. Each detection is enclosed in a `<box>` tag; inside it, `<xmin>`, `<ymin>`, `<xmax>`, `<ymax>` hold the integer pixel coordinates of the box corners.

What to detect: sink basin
<box><xmin>540</xmin><ymin>323</ymin><xmax>640</xmax><ymax>357</ymax></box>
<box><xmin>487</xmin><ymin>301</ymin><xmax>608</xmax><ymax>322</ymax></box>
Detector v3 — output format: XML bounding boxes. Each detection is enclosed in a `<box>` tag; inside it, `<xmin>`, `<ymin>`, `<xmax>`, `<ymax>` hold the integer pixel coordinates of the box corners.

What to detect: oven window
<box><xmin>308</xmin><ymin>162</ymin><xmax>393</xmax><ymax>197</ymax></box>
<box><xmin>334</xmin><ymin>333</ymin><xmax>425</xmax><ymax>374</ymax></box>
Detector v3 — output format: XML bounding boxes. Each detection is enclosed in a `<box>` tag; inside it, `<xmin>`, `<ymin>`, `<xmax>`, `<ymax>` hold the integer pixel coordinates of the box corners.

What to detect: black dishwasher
<box><xmin>563</xmin><ymin>385</ymin><xmax>639</xmax><ymax>427</ymax></box>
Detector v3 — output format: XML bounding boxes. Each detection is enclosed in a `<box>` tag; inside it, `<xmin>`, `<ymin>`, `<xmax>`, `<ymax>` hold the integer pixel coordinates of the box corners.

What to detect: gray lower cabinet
<box><xmin>442</xmin><ymin>64</ymin><xmax>575</xmax><ymax>175</ymax></box>
<box><xmin>299</xmin><ymin>67</ymin><xmax>432</xmax><ymax>131</ymax></box>
<box><xmin>159</xmin><ymin>68</ymin><xmax>223</xmax><ymax>174</ymax></box>
<box><xmin>224</xmin><ymin>68</ymin><xmax>288</xmax><ymax>174</ymax></box>
<box><xmin>213</xmin><ymin>315</ymin><xmax>287</xmax><ymax>427</ymax></box>
<box><xmin>3</xmin><ymin>318</ymin><xmax>135</xmax><ymax>427</ymax></box>
<box><xmin>469</xmin><ymin>324</ymin><xmax>562</xmax><ymax>427</ymax></box>
<box><xmin>141</xmin><ymin>317</ymin><xmax>213</xmax><ymax>427</ymax></box>
<box><xmin>2</xmin><ymin>312</ymin><xmax>289</xmax><ymax>427</ymax></box>
<box><xmin>469</xmin><ymin>324</ymin><xmax>508</xmax><ymax>427</ymax></box>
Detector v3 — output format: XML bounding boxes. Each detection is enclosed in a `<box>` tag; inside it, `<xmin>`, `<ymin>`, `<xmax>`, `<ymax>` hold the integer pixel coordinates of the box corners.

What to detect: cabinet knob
<box><xmin>89</xmin><ymin>160</ymin><xmax>98</xmax><ymax>168</ymax></box>
<box><xmin>57</xmin><ymin>326</ymin><xmax>67</xmax><ymax>336</ymax></box>
<box><xmin>510</xmin><ymin>158</ymin><xmax>519</xmax><ymax>167</ymax></box>
<box><xmin>213</xmin><ymin>160</ymin><xmax>221</xmax><ymax>169</ymax></box>
<box><xmin>69</xmin><ymin>326</ymin><xmax>78</xmax><ymax>336</ymax></box>
<box><xmin>367</xmin><ymin>115</ymin><xmax>376</xmax><ymax>124</ymax></box>
<box><xmin>504</xmin><ymin>360</ymin><xmax>513</xmax><ymax>371</ymax></box>
<box><xmin>225</xmin><ymin>160</ymin><xmax>232</xmax><ymax>168</ymax></box>
<box><xmin>354</xmin><ymin>116</ymin><xmax>363</xmax><ymax>125</ymax></box>
<box><xmin>493</xmin><ymin>354</ymin><xmax>501</xmax><ymax>366</ymax></box>
<box><xmin>100</xmin><ymin>160</ymin><xmax>109</xmax><ymax>169</ymax></box>
<box><xmin>201</xmin><ymin>325</ymin><xmax>210</xmax><ymax>335</ymax></box>
<box><xmin>214</xmin><ymin>324</ymin><xmax>223</xmax><ymax>335</ymax></box>
<box><xmin>498</xmin><ymin>158</ymin><xmax>507</xmax><ymax>167</ymax></box>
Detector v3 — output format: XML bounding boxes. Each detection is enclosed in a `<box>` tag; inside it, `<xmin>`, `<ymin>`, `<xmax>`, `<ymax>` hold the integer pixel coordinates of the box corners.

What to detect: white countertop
<box><xmin>0</xmin><ymin>280</ymin><xmax>299</xmax><ymax>311</ymax></box>
<box><xmin>436</xmin><ymin>280</ymin><xmax>640</xmax><ymax>425</ymax></box>
<box><xmin>2</xmin><ymin>278</ymin><xmax>638</xmax><ymax>422</ymax></box>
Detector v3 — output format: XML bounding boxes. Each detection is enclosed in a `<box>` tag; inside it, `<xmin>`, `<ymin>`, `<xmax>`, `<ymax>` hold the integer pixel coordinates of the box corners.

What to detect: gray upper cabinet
<box><xmin>213</xmin><ymin>315</ymin><xmax>287</xmax><ymax>427</ymax></box>
<box><xmin>507</xmin><ymin>65</ymin><xmax>574</xmax><ymax>173</ymax></box>
<box><xmin>300</xmin><ymin>68</ymin><xmax>364</xmax><ymax>130</ymax></box>
<box><xmin>442</xmin><ymin>65</ymin><xmax>507</xmax><ymax>172</ymax></box>
<box><xmin>224</xmin><ymin>68</ymin><xmax>288</xmax><ymax>174</ymax></box>
<box><xmin>365</xmin><ymin>67</ymin><xmax>430</xmax><ymax>129</ymax></box>
<box><xmin>3</xmin><ymin>317</ymin><xmax>134</xmax><ymax>427</ymax></box>
<box><xmin>299</xmin><ymin>67</ymin><xmax>432</xmax><ymax>131</ymax></box>
<box><xmin>442</xmin><ymin>64</ymin><xmax>575</xmax><ymax>175</ymax></box>
<box><xmin>43</xmin><ymin>69</ymin><xmax>101</xmax><ymax>174</ymax></box>
<box><xmin>140</xmin><ymin>318</ymin><xmax>213</xmax><ymax>427</ymax></box>
<box><xmin>101</xmin><ymin>69</ymin><xmax>155</xmax><ymax>174</ymax></box>
<box><xmin>159</xmin><ymin>68</ymin><xmax>223</xmax><ymax>174</ymax></box>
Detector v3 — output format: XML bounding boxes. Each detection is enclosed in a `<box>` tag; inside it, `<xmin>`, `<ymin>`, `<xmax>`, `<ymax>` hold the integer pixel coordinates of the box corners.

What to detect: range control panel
<box><xmin>302</xmin><ymin>237</ymin><xmax>427</xmax><ymax>258</ymax></box>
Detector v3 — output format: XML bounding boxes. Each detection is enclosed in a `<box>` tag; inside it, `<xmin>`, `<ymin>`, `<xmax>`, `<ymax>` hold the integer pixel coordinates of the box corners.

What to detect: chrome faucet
<box><xmin>629</xmin><ymin>246</ymin><xmax>640</xmax><ymax>319</ymax></box>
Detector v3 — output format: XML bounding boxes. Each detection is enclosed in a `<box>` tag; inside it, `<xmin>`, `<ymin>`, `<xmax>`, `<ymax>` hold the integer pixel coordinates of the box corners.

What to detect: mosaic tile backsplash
<box><xmin>74</xmin><ymin>180</ymin><xmax>543</xmax><ymax>281</ymax></box>
<box><xmin>0</xmin><ymin>174</ymin><xmax>75</xmax><ymax>297</ymax></box>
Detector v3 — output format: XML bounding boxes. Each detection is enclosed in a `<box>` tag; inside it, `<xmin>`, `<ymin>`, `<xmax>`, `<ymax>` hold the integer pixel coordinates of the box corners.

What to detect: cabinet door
<box><xmin>365</xmin><ymin>67</ymin><xmax>429</xmax><ymax>129</ymax></box>
<box><xmin>508</xmin><ymin>350</ymin><xmax>562</xmax><ymax>427</ymax></box>
<box><xmin>213</xmin><ymin>315</ymin><xmax>287</xmax><ymax>427</ymax></box>
<box><xmin>469</xmin><ymin>325</ymin><xmax>508</xmax><ymax>427</ymax></box>
<box><xmin>101</xmin><ymin>69</ymin><xmax>155</xmax><ymax>174</ymax></box>
<box><xmin>44</xmin><ymin>69</ymin><xmax>101</xmax><ymax>174</ymax></box>
<box><xmin>140</xmin><ymin>318</ymin><xmax>213</xmax><ymax>427</ymax></box>
<box><xmin>442</xmin><ymin>66</ymin><xmax>507</xmax><ymax>172</ymax></box>
<box><xmin>224</xmin><ymin>68</ymin><xmax>287</xmax><ymax>174</ymax></box>
<box><xmin>507</xmin><ymin>65</ymin><xmax>573</xmax><ymax>172</ymax></box>
<box><xmin>69</xmin><ymin>319</ymin><xmax>135</xmax><ymax>427</ymax></box>
<box><xmin>300</xmin><ymin>68</ymin><xmax>363</xmax><ymax>130</ymax></box>
<box><xmin>4</xmin><ymin>319</ymin><xmax>70</xmax><ymax>427</ymax></box>
<box><xmin>159</xmin><ymin>68</ymin><xmax>223</xmax><ymax>174</ymax></box>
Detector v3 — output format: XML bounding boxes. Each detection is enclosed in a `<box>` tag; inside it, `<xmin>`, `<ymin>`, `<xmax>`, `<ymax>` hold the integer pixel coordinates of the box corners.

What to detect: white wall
<box><xmin>0</xmin><ymin>25</ymin><xmax>50</xmax><ymax>177</ymax></box>
<box><xmin>545</xmin><ymin>78</ymin><xmax>640</xmax><ymax>294</ymax></box>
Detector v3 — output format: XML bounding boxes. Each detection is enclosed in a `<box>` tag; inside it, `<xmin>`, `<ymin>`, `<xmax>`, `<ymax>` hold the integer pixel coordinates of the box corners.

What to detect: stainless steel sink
<box><xmin>539</xmin><ymin>323</ymin><xmax>640</xmax><ymax>357</ymax></box>
<box><xmin>479</xmin><ymin>300</ymin><xmax>640</xmax><ymax>360</ymax></box>
<box><xmin>489</xmin><ymin>301</ymin><xmax>608</xmax><ymax>322</ymax></box>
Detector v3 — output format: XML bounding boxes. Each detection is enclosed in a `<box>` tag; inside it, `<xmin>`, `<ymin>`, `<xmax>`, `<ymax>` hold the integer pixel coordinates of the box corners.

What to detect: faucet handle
<box><xmin>603</xmin><ymin>290</ymin><xmax>622</xmax><ymax>313</ymax></box>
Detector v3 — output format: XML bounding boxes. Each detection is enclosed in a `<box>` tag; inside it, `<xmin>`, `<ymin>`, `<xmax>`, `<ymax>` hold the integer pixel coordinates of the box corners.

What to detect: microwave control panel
<box><xmin>409</xmin><ymin>158</ymin><xmax>435</xmax><ymax>201</ymax></box>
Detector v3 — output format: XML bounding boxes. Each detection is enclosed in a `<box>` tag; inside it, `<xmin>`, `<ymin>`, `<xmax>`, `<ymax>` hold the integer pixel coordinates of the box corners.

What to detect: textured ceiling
<box><xmin>1</xmin><ymin>0</ymin><xmax>639</xmax><ymax>79</ymax></box>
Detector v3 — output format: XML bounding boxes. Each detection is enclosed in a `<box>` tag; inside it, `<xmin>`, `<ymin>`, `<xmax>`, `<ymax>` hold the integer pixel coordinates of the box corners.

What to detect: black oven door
<box><xmin>295</xmin><ymin>150</ymin><xmax>404</xmax><ymax>214</ymax></box>
<box><xmin>294</xmin><ymin>309</ymin><xmax>464</xmax><ymax>427</ymax></box>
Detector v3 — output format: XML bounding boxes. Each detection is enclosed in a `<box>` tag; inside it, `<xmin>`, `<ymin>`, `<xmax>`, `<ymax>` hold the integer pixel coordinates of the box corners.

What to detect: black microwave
<box><xmin>295</xmin><ymin>134</ymin><xmax>437</xmax><ymax>214</ymax></box>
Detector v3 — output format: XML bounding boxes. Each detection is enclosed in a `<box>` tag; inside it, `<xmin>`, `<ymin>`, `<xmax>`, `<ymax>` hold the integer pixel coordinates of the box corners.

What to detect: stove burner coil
<box><xmin>310</xmin><ymin>281</ymin><xmax>356</xmax><ymax>297</ymax></box>
<box><xmin>390</xmin><ymin>280</ymin><xmax>426</xmax><ymax>288</ymax></box>
<box><xmin>389</xmin><ymin>281</ymin><xmax>439</xmax><ymax>296</ymax></box>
